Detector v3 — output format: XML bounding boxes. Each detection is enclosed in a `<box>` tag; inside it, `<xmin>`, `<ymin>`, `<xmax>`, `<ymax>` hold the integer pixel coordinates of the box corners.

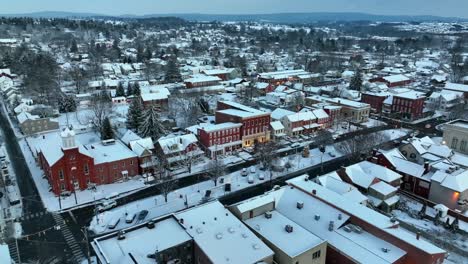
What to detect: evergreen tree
<box><xmin>116</xmin><ymin>82</ymin><xmax>125</xmax><ymax>97</ymax></box>
<box><xmin>164</xmin><ymin>56</ymin><xmax>182</xmax><ymax>83</ymax></box>
<box><xmin>140</xmin><ymin>106</ymin><xmax>165</xmax><ymax>139</ymax></box>
<box><xmin>101</xmin><ymin>117</ymin><xmax>114</xmax><ymax>140</ymax></box>
<box><xmin>70</xmin><ymin>39</ymin><xmax>78</xmax><ymax>53</ymax></box>
<box><xmin>126</xmin><ymin>82</ymin><xmax>134</xmax><ymax>96</ymax></box>
<box><xmin>133</xmin><ymin>82</ymin><xmax>141</xmax><ymax>96</ymax></box>
<box><xmin>126</xmin><ymin>99</ymin><xmax>143</xmax><ymax>131</ymax></box>
<box><xmin>349</xmin><ymin>69</ymin><xmax>363</xmax><ymax>91</ymax></box>
<box><xmin>58</xmin><ymin>95</ymin><xmax>77</xmax><ymax>113</ymax></box>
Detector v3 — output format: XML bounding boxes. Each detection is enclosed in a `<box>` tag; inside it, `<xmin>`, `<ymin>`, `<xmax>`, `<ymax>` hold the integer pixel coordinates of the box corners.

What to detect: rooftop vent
<box><xmin>196</xmin><ymin>228</ymin><xmax>203</xmax><ymax>234</ymax></box>
<box><xmin>328</xmin><ymin>221</ymin><xmax>334</xmax><ymax>231</ymax></box>
<box><xmin>343</xmin><ymin>226</ymin><xmax>352</xmax><ymax>233</ymax></box>
<box><xmin>297</xmin><ymin>201</ymin><xmax>304</xmax><ymax>209</ymax></box>
<box><xmin>338</xmin><ymin>213</ymin><xmax>342</xmax><ymax>220</ymax></box>
<box><xmin>265</xmin><ymin>211</ymin><xmax>272</xmax><ymax>219</ymax></box>
<box><xmin>285</xmin><ymin>224</ymin><xmax>294</xmax><ymax>233</ymax></box>
<box><xmin>353</xmin><ymin>226</ymin><xmax>363</xmax><ymax>234</ymax></box>
<box><xmin>315</xmin><ymin>214</ymin><xmax>320</xmax><ymax>221</ymax></box>
<box><xmin>312</xmin><ymin>189</ymin><xmax>317</xmax><ymax>195</ymax></box>
<box><xmin>228</xmin><ymin>227</ymin><xmax>235</xmax><ymax>233</ymax></box>
<box><xmin>252</xmin><ymin>243</ymin><xmax>260</xmax><ymax>250</ymax></box>
<box><xmin>147</xmin><ymin>221</ymin><xmax>155</xmax><ymax>229</ymax></box>
<box><xmin>381</xmin><ymin>248</ymin><xmax>389</xmax><ymax>253</ymax></box>
<box><xmin>215</xmin><ymin>232</ymin><xmax>223</xmax><ymax>240</ymax></box>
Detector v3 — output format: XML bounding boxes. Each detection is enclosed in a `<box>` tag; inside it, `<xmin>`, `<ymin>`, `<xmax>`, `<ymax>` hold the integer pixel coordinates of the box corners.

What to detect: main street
<box><xmin>0</xmin><ymin>102</ymin><xmax>76</xmax><ymax>263</ymax></box>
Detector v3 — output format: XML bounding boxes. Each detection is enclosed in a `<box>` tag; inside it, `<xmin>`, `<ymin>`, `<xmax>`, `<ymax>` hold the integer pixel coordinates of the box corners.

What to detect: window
<box><xmin>451</xmin><ymin>137</ymin><xmax>459</xmax><ymax>149</ymax></box>
<box><xmin>312</xmin><ymin>250</ymin><xmax>321</xmax><ymax>259</ymax></box>
<box><xmin>113</xmin><ymin>164</ymin><xmax>117</xmax><ymax>169</ymax></box>
<box><xmin>409</xmin><ymin>153</ymin><xmax>416</xmax><ymax>159</ymax></box>
<box><xmin>130</xmin><ymin>160</ymin><xmax>134</xmax><ymax>165</ymax></box>
<box><xmin>70</xmin><ymin>155</ymin><xmax>75</xmax><ymax>160</ymax></box>
<box><xmin>84</xmin><ymin>164</ymin><xmax>89</xmax><ymax>175</ymax></box>
<box><xmin>99</xmin><ymin>167</ymin><xmax>104</xmax><ymax>172</ymax></box>
<box><xmin>460</xmin><ymin>140</ymin><xmax>467</xmax><ymax>152</ymax></box>
<box><xmin>59</xmin><ymin>169</ymin><xmax>64</xmax><ymax>180</ymax></box>
<box><xmin>122</xmin><ymin>162</ymin><xmax>125</xmax><ymax>168</ymax></box>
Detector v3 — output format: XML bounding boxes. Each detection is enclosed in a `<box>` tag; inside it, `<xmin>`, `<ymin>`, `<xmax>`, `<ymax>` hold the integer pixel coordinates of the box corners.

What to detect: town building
<box><xmin>427</xmin><ymin>90</ymin><xmax>464</xmax><ymax>118</ymax></box>
<box><xmin>185</xmin><ymin>75</ymin><xmax>222</xmax><ymax>89</ymax></box>
<box><xmin>361</xmin><ymin>91</ymin><xmax>391</xmax><ymax>113</ymax></box>
<box><xmin>306</xmin><ymin>95</ymin><xmax>370</xmax><ymax>123</ymax></box>
<box><xmin>197</xmin><ymin>122</ymin><xmax>242</xmax><ymax>158</ymax></box>
<box><xmin>156</xmin><ymin>134</ymin><xmax>203</xmax><ymax>167</ymax></box>
<box><xmin>17</xmin><ymin>112</ymin><xmax>59</xmax><ymax>135</ymax></box>
<box><xmin>140</xmin><ymin>87</ymin><xmax>170</xmax><ymax>110</ymax></box>
<box><xmin>216</xmin><ymin>101</ymin><xmax>271</xmax><ymax>147</ymax></box>
<box><xmin>34</xmin><ymin>128</ymin><xmax>138</xmax><ymax>195</ymax></box>
<box><xmin>443</xmin><ymin>120</ymin><xmax>468</xmax><ymax>155</ymax></box>
<box><xmin>202</xmin><ymin>68</ymin><xmax>239</xmax><ymax>81</ymax></box>
<box><xmin>370</xmin><ymin>74</ymin><xmax>412</xmax><ymax>87</ymax></box>
<box><xmin>390</xmin><ymin>91</ymin><xmax>426</xmax><ymax>120</ymax></box>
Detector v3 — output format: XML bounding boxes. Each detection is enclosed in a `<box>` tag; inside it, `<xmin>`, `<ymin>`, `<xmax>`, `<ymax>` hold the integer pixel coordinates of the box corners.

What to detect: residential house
<box><xmin>443</xmin><ymin>120</ymin><xmax>468</xmax><ymax>154</ymax></box>
<box><xmin>17</xmin><ymin>112</ymin><xmax>59</xmax><ymax>135</ymax></box>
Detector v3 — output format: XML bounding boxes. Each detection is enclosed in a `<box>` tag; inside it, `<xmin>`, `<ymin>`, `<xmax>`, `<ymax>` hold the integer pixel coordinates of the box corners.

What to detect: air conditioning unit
<box><xmin>265</xmin><ymin>211</ymin><xmax>272</xmax><ymax>219</ymax></box>
<box><xmin>297</xmin><ymin>201</ymin><xmax>304</xmax><ymax>209</ymax></box>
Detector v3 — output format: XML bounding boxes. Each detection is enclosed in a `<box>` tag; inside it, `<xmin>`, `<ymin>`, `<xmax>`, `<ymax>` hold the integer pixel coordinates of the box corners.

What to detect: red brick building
<box><xmin>391</xmin><ymin>91</ymin><xmax>426</xmax><ymax>120</ymax></box>
<box><xmin>185</xmin><ymin>75</ymin><xmax>222</xmax><ymax>89</ymax></box>
<box><xmin>361</xmin><ymin>92</ymin><xmax>390</xmax><ymax>113</ymax></box>
<box><xmin>370</xmin><ymin>74</ymin><xmax>412</xmax><ymax>88</ymax></box>
<box><xmin>197</xmin><ymin>122</ymin><xmax>242</xmax><ymax>158</ymax></box>
<box><xmin>215</xmin><ymin>101</ymin><xmax>271</xmax><ymax>147</ymax></box>
<box><xmin>36</xmin><ymin>129</ymin><xmax>139</xmax><ymax>195</ymax></box>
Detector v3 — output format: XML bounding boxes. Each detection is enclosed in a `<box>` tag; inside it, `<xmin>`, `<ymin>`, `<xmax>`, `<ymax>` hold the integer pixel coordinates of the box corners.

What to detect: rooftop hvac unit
<box><xmin>117</xmin><ymin>230</ymin><xmax>126</xmax><ymax>240</ymax></box>
<box><xmin>343</xmin><ymin>226</ymin><xmax>352</xmax><ymax>233</ymax></box>
<box><xmin>265</xmin><ymin>211</ymin><xmax>272</xmax><ymax>219</ymax></box>
<box><xmin>328</xmin><ymin>221</ymin><xmax>334</xmax><ymax>231</ymax></box>
<box><xmin>102</xmin><ymin>139</ymin><xmax>116</xmax><ymax>145</ymax></box>
<box><xmin>297</xmin><ymin>201</ymin><xmax>304</xmax><ymax>209</ymax></box>
<box><xmin>338</xmin><ymin>213</ymin><xmax>342</xmax><ymax>220</ymax></box>
<box><xmin>285</xmin><ymin>225</ymin><xmax>294</xmax><ymax>233</ymax></box>
<box><xmin>381</xmin><ymin>248</ymin><xmax>389</xmax><ymax>253</ymax></box>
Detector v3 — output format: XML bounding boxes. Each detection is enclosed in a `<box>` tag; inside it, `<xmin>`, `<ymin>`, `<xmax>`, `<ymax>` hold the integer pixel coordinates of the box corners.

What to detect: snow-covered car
<box><xmin>241</xmin><ymin>168</ymin><xmax>248</xmax><ymax>176</ymax></box>
<box><xmin>97</xmin><ymin>200</ymin><xmax>117</xmax><ymax>212</ymax></box>
<box><xmin>258</xmin><ymin>173</ymin><xmax>265</xmax><ymax>180</ymax></box>
<box><xmin>247</xmin><ymin>175</ymin><xmax>254</xmax><ymax>184</ymax></box>
<box><xmin>125</xmin><ymin>212</ymin><xmax>136</xmax><ymax>223</ymax></box>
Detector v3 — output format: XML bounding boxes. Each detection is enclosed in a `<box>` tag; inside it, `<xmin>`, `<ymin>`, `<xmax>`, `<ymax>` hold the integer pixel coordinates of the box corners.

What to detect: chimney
<box><xmin>424</xmin><ymin>162</ymin><xmax>431</xmax><ymax>174</ymax></box>
<box><xmin>180</xmin><ymin>218</ymin><xmax>184</xmax><ymax>224</ymax></box>
<box><xmin>416</xmin><ymin>231</ymin><xmax>420</xmax><ymax>240</ymax></box>
<box><xmin>372</xmin><ymin>148</ymin><xmax>378</xmax><ymax>156</ymax></box>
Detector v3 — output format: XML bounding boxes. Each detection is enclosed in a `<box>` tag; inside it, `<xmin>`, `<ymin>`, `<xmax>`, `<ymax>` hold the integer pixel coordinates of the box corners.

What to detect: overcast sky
<box><xmin>2</xmin><ymin>0</ymin><xmax>467</xmax><ymax>18</ymax></box>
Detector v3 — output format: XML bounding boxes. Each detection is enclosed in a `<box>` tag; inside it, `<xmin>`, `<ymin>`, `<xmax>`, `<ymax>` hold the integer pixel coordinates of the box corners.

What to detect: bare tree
<box><xmin>169</xmin><ymin>92</ymin><xmax>202</xmax><ymax>128</ymax></box>
<box><xmin>158</xmin><ymin>171</ymin><xmax>178</xmax><ymax>203</ymax></box>
<box><xmin>314</xmin><ymin>129</ymin><xmax>334</xmax><ymax>145</ymax></box>
<box><xmin>337</xmin><ymin>132</ymin><xmax>390</xmax><ymax>161</ymax></box>
<box><xmin>205</xmin><ymin>158</ymin><xmax>226</xmax><ymax>186</ymax></box>
<box><xmin>69</xmin><ymin>65</ymin><xmax>88</xmax><ymax>94</ymax></box>
<box><xmin>89</xmin><ymin>92</ymin><xmax>112</xmax><ymax>133</ymax></box>
<box><xmin>254</xmin><ymin>140</ymin><xmax>279</xmax><ymax>184</ymax></box>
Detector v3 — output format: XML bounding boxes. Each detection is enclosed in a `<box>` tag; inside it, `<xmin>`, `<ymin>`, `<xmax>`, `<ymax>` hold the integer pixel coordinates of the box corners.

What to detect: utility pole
<box><xmin>15</xmin><ymin>237</ymin><xmax>21</xmax><ymax>264</ymax></box>
<box><xmin>82</xmin><ymin>227</ymin><xmax>91</xmax><ymax>264</ymax></box>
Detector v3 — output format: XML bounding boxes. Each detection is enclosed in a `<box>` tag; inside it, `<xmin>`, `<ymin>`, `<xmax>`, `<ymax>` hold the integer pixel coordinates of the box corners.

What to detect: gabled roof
<box><xmin>158</xmin><ymin>134</ymin><xmax>198</xmax><ymax>155</ymax></box>
<box><xmin>431</xmin><ymin>170</ymin><xmax>468</xmax><ymax>192</ymax></box>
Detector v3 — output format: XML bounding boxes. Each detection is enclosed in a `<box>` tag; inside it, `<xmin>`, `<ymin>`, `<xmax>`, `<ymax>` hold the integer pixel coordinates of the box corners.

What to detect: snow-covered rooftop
<box><xmin>85</xmin><ymin>140</ymin><xmax>137</xmax><ymax>165</ymax></box>
<box><xmin>175</xmin><ymin>201</ymin><xmax>274</xmax><ymax>264</ymax></box>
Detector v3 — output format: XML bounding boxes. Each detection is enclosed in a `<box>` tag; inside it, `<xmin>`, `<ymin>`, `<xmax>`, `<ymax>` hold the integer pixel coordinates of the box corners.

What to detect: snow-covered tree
<box><xmin>164</xmin><ymin>56</ymin><xmax>182</xmax><ymax>83</ymax></box>
<box><xmin>126</xmin><ymin>99</ymin><xmax>143</xmax><ymax>132</ymax></box>
<box><xmin>101</xmin><ymin>117</ymin><xmax>114</xmax><ymax>140</ymax></box>
<box><xmin>349</xmin><ymin>68</ymin><xmax>363</xmax><ymax>91</ymax></box>
<box><xmin>140</xmin><ymin>106</ymin><xmax>166</xmax><ymax>139</ymax></box>
<box><xmin>133</xmin><ymin>82</ymin><xmax>141</xmax><ymax>96</ymax></box>
<box><xmin>58</xmin><ymin>95</ymin><xmax>77</xmax><ymax>113</ymax></box>
<box><xmin>126</xmin><ymin>82</ymin><xmax>134</xmax><ymax>96</ymax></box>
<box><xmin>115</xmin><ymin>82</ymin><xmax>125</xmax><ymax>97</ymax></box>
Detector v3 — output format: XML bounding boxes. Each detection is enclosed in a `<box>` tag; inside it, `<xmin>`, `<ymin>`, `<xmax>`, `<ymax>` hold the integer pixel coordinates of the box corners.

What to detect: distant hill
<box><xmin>1</xmin><ymin>11</ymin><xmax>467</xmax><ymax>23</ymax></box>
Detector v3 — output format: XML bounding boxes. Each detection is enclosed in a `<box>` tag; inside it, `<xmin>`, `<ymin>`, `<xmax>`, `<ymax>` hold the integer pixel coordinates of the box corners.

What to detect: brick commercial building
<box><xmin>370</xmin><ymin>74</ymin><xmax>412</xmax><ymax>88</ymax></box>
<box><xmin>185</xmin><ymin>75</ymin><xmax>222</xmax><ymax>89</ymax></box>
<box><xmin>216</xmin><ymin>101</ymin><xmax>271</xmax><ymax>147</ymax></box>
<box><xmin>197</xmin><ymin>122</ymin><xmax>242</xmax><ymax>158</ymax></box>
<box><xmin>361</xmin><ymin>91</ymin><xmax>391</xmax><ymax>113</ymax></box>
<box><xmin>390</xmin><ymin>91</ymin><xmax>426</xmax><ymax>120</ymax></box>
<box><xmin>34</xmin><ymin>128</ymin><xmax>138</xmax><ymax>195</ymax></box>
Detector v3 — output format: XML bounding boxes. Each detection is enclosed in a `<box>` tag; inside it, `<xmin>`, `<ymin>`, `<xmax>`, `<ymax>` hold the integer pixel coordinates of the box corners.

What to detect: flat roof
<box><xmin>175</xmin><ymin>201</ymin><xmax>274</xmax><ymax>264</ymax></box>
<box><xmin>92</xmin><ymin>217</ymin><xmax>192</xmax><ymax>264</ymax></box>
<box><xmin>245</xmin><ymin>210</ymin><xmax>324</xmax><ymax>258</ymax></box>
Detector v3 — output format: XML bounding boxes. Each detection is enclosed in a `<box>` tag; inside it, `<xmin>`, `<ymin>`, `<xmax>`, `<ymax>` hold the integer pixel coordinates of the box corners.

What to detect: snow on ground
<box><xmin>19</xmin><ymin>138</ymin><xmax>149</xmax><ymax>212</ymax></box>
<box><xmin>361</xmin><ymin>118</ymin><xmax>387</xmax><ymax>128</ymax></box>
<box><xmin>89</xmin><ymin>144</ymin><xmax>344</xmax><ymax>234</ymax></box>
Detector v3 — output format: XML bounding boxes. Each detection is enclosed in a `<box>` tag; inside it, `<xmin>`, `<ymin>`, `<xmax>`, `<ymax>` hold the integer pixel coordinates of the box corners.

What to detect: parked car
<box><xmin>138</xmin><ymin>210</ymin><xmax>149</xmax><ymax>221</ymax></box>
<box><xmin>241</xmin><ymin>168</ymin><xmax>248</xmax><ymax>176</ymax></box>
<box><xmin>258</xmin><ymin>173</ymin><xmax>265</xmax><ymax>180</ymax></box>
<box><xmin>97</xmin><ymin>200</ymin><xmax>117</xmax><ymax>212</ymax></box>
<box><xmin>247</xmin><ymin>175</ymin><xmax>254</xmax><ymax>184</ymax></box>
<box><xmin>108</xmin><ymin>217</ymin><xmax>120</xmax><ymax>229</ymax></box>
<box><xmin>125</xmin><ymin>212</ymin><xmax>136</xmax><ymax>223</ymax></box>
